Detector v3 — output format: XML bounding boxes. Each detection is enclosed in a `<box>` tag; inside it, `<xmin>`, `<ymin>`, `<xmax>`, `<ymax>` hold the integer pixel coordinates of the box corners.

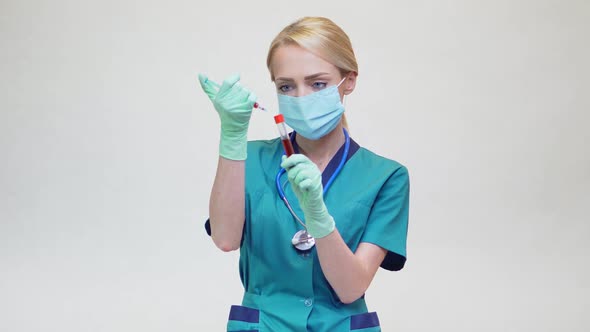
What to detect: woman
<box><xmin>199</xmin><ymin>16</ymin><xmax>410</xmax><ymax>332</ymax></box>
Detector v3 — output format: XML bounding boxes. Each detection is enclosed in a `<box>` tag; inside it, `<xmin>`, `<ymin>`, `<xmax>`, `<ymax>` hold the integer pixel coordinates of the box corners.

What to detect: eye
<box><xmin>278</xmin><ymin>84</ymin><xmax>293</xmax><ymax>93</ymax></box>
<box><xmin>312</xmin><ymin>81</ymin><xmax>327</xmax><ymax>90</ymax></box>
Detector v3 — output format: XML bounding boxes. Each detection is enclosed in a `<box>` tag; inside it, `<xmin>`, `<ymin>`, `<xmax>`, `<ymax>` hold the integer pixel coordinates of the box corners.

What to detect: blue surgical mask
<box><xmin>278</xmin><ymin>77</ymin><xmax>346</xmax><ymax>140</ymax></box>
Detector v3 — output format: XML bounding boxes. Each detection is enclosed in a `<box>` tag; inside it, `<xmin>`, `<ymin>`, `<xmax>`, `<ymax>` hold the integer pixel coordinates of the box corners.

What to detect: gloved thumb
<box><xmin>198</xmin><ymin>73</ymin><xmax>219</xmax><ymax>101</ymax></box>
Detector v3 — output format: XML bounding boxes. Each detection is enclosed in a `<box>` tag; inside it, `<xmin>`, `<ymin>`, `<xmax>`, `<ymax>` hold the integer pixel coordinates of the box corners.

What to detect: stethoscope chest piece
<box><xmin>292</xmin><ymin>229</ymin><xmax>315</xmax><ymax>251</ymax></box>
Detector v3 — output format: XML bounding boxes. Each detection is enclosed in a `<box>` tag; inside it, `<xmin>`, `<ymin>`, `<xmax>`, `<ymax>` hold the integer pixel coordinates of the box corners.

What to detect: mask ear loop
<box><xmin>338</xmin><ymin>76</ymin><xmax>348</xmax><ymax>106</ymax></box>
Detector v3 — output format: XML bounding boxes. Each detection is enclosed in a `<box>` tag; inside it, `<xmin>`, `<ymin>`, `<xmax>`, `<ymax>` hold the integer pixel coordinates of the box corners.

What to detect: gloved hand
<box><xmin>198</xmin><ymin>73</ymin><xmax>257</xmax><ymax>160</ymax></box>
<box><xmin>281</xmin><ymin>154</ymin><xmax>335</xmax><ymax>239</ymax></box>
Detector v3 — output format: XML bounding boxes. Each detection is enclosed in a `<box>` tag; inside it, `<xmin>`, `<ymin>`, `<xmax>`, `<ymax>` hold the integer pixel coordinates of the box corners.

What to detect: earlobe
<box><xmin>343</xmin><ymin>84</ymin><xmax>355</xmax><ymax>95</ymax></box>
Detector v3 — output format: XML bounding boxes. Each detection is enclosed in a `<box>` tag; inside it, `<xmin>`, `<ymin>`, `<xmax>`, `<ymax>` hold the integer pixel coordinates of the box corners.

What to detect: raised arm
<box><xmin>198</xmin><ymin>73</ymin><xmax>256</xmax><ymax>252</ymax></box>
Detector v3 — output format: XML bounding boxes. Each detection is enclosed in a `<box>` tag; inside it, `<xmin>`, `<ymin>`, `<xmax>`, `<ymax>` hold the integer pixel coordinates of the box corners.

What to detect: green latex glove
<box><xmin>198</xmin><ymin>73</ymin><xmax>257</xmax><ymax>160</ymax></box>
<box><xmin>281</xmin><ymin>154</ymin><xmax>335</xmax><ymax>239</ymax></box>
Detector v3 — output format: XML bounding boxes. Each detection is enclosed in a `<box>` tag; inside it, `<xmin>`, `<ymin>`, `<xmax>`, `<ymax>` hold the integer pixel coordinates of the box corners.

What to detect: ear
<box><xmin>342</xmin><ymin>72</ymin><xmax>358</xmax><ymax>96</ymax></box>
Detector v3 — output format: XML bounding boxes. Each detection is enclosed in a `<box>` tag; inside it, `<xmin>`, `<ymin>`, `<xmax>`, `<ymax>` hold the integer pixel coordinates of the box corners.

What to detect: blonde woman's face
<box><xmin>271</xmin><ymin>44</ymin><xmax>345</xmax><ymax>98</ymax></box>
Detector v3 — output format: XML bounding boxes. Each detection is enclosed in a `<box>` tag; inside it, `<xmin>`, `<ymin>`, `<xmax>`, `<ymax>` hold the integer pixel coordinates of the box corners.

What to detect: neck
<box><xmin>295</xmin><ymin>123</ymin><xmax>346</xmax><ymax>172</ymax></box>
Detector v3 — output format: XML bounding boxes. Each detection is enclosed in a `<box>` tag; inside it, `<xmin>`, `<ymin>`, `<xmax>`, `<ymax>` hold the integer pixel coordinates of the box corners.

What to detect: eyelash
<box><xmin>278</xmin><ymin>85</ymin><xmax>292</xmax><ymax>92</ymax></box>
<box><xmin>312</xmin><ymin>82</ymin><xmax>327</xmax><ymax>89</ymax></box>
<box><xmin>278</xmin><ymin>81</ymin><xmax>327</xmax><ymax>93</ymax></box>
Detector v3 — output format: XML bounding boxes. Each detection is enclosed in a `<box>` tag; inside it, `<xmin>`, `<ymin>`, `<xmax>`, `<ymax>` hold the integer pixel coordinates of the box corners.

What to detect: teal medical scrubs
<box><xmin>205</xmin><ymin>132</ymin><xmax>410</xmax><ymax>332</ymax></box>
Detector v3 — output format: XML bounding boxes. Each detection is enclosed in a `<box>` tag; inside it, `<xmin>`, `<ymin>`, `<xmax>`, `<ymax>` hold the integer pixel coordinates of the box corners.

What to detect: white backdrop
<box><xmin>1</xmin><ymin>0</ymin><xmax>588</xmax><ymax>331</ymax></box>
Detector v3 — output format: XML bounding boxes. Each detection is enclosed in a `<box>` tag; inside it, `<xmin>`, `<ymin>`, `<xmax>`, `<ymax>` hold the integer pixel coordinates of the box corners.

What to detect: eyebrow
<box><xmin>275</xmin><ymin>72</ymin><xmax>331</xmax><ymax>82</ymax></box>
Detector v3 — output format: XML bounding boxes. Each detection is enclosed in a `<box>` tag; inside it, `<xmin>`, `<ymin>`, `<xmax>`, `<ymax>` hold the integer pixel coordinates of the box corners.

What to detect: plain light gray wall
<box><xmin>1</xmin><ymin>0</ymin><xmax>588</xmax><ymax>331</ymax></box>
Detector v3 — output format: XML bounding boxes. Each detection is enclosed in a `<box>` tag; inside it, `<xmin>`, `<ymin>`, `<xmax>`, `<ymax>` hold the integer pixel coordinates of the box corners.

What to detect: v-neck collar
<box><xmin>290</xmin><ymin>131</ymin><xmax>360</xmax><ymax>188</ymax></box>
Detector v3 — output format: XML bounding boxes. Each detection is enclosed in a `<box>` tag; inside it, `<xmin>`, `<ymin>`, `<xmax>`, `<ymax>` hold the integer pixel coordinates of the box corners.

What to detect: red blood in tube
<box><xmin>281</xmin><ymin>138</ymin><xmax>295</xmax><ymax>157</ymax></box>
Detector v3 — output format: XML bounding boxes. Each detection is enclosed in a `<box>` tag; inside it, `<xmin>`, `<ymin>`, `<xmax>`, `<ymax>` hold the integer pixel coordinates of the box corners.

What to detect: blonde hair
<box><xmin>266</xmin><ymin>17</ymin><xmax>358</xmax><ymax>129</ymax></box>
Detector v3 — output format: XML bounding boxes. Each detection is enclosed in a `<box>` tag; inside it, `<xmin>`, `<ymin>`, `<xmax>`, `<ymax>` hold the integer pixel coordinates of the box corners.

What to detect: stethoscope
<box><xmin>275</xmin><ymin>128</ymin><xmax>350</xmax><ymax>251</ymax></box>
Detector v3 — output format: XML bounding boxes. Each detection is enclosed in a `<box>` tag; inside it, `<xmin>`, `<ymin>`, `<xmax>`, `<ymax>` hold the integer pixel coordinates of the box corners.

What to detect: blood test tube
<box><xmin>274</xmin><ymin>114</ymin><xmax>294</xmax><ymax>157</ymax></box>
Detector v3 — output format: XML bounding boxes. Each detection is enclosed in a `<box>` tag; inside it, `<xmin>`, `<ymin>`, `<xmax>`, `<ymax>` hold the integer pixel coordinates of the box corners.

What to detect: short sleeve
<box><xmin>360</xmin><ymin>165</ymin><xmax>410</xmax><ymax>271</ymax></box>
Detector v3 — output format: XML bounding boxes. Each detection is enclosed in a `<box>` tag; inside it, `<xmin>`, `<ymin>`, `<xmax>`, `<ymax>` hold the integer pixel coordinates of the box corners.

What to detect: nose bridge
<box><xmin>294</xmin><ymin>81</ymin><xmax>312</xmax><ymax>97</ymax></box>
<box><xmin>294</xmin><ymin>89</ymin><xmax>306</xmax><ymax>97</ymax></box>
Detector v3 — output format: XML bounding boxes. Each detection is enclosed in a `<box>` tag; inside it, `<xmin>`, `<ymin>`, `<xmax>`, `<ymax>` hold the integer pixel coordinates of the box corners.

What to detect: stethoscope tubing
<box><xmin>275</xmin><ymin>128</ymin><xmax>351</xmax><ymax>227</ymax></box>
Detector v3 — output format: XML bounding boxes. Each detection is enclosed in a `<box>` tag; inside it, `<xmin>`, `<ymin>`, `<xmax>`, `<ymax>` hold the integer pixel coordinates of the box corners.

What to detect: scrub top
<box><xmin>205</xmin><ymin>132</ymin><xmax>410</xmax><ymax>332</ymax></box>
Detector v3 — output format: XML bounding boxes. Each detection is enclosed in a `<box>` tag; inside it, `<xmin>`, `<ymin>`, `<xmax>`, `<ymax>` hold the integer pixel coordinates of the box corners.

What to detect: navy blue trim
<box><xmin>321</xmin><ymin>141</ymin><xmax>345</xmax><ymax>188</ymax></box>
<box><xmin>205</xmin><ymin>218</ymin><xmax>245</xmax><ymax>247</ymax></box>
<box><xmin>228</xmin><ymin>305</ymin><xmax>259</xmax><ymax>323</ymax></box>
<box><xmin>350</xmin><ymin>312</ymin><xmax>380</xmax><ymax>330</ymax></box>
<box><xmin>382</xmin><ymin>251</ymin><xmax>406</xmax><ymax>271</ymax></box>
<box><xmin>290</xmin><ymin>131</ymin><xmax>360</xmax><ymax>188</ymax></box>
<box><xmin>205</xmin><ymin>218</ymin><xmax>211</xmax><ymax>236</ymax></box>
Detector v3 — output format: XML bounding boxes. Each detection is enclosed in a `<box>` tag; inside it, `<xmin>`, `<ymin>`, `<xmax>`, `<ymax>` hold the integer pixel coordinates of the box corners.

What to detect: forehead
<box><xmin>271</xmin><ymin>44</ymin><xmax>339</xmax><ymax>80</ymax></box>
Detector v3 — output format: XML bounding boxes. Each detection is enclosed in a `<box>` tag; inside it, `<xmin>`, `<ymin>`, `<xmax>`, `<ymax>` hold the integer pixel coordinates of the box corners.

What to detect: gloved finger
<box><xmin>298</xmin><ymin>178</ymin><xmax>315</xmax><ymax>192</ymax></box>
<box><xmin>226</xmin><ymin>87</ymin><xmax>255</xmax><ymax>109</ymax></box>
<box><xmin>198</xmin><ymin>73</ymin><xmax>219</xmax><ymax>101</ymax></box>
<box><xmin>296</xmin><ymin>166</ymin><xmax>321</xmax><ymax>186</ymax></box>
<box><xmin>281</xmin><ymin>154</ymin><xmax>311</xmax><ymax>170</ymax></box>
<box><xmin>293</xmin><ymin>167</ymin><xmax>312</xmax><ymax>185</ymax></box>
<box><xmin>290</xmin><ymin>160</ymin><xmax>318</xmax><ymax>183</ymax></box>
<box><xmin>229</xmin><ymin>95</ymin><xmax>257</xmax><ymax>112</ymax></box>
<box><xmin>218</xmin><ymin>73</ymin><xmax>241</xmax><ymax>97</ymax></box>
<box><xmin>286</xmin><ymin>163</ymin><xmax>306</xmax><ymax>183</ymax></box>
<box><xmin>247</xmin><ymin>92</ymin><xmax>257</xmax><ymax>107</ymax></box>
